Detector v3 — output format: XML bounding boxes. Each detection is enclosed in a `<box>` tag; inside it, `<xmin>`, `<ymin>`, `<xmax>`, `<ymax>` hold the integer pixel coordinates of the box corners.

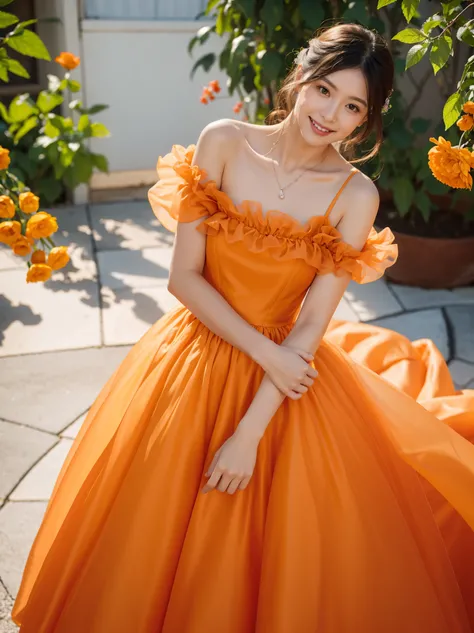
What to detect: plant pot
<box><xmin>382</xmin><ymin>229</ymin><xmax>474</xmax><ymax>288</ymax></box>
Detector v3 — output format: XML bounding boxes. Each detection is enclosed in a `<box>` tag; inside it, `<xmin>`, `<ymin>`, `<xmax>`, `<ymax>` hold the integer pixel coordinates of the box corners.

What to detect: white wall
<box><xmin>81</xmin><ymin>19</ymin><xmax>236</xmax><ymax>179</ymax></box>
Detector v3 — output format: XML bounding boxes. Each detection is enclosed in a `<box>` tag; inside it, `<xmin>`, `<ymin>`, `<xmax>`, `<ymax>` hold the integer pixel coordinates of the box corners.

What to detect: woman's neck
<box><xmin>272</xmin><ymin>113</ymin><xmax>334</xmax><ymax>173</ymax></box>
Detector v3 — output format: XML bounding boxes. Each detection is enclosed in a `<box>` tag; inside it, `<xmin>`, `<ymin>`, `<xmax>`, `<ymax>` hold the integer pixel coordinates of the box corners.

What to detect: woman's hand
<box><xmin>260</xmin><ymin>343</ymin><xmax>318</xmax><ymax>400</ymax></box>
<box><xmin>202</xmin><ymin>426</ymin><xmax>259</xmax><ymax>495</ymax></box>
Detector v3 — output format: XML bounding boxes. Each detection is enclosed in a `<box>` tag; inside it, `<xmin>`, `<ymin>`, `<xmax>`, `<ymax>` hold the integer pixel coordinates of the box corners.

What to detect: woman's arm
<box><xmin>236</xmin><ymin>175</ymin><xmax>381</xmax><ymax>440</ymax></box>
<box><xmin>168</xmin><ymin>120</ymin><xmax>315</xmax><ymax>395</ymax></box>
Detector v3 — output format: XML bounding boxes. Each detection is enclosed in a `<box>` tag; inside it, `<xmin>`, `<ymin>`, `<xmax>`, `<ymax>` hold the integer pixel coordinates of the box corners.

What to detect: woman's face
<box><xmin>293</xmin><ymin>67</ymin><xmax>369</xmax><ymax>146</ymax></box>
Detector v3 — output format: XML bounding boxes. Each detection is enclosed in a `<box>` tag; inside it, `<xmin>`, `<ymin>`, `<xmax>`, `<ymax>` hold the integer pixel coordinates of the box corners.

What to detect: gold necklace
<box><xmin>263</xmin><ymin>125</ymin><xmax>325</xmax><ymax>200</ymax></box>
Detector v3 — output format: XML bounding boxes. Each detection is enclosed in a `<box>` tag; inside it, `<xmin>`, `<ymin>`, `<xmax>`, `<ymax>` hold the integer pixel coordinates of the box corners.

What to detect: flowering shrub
<box><xmin>0</xmin><ymin>146</ymin><xmax>69</xmax><ymax>283</ymax></box>
<box><xmin>0</xmin><ymin>52</ymin><xmax>110</xmax><ymax>205</ymax></box>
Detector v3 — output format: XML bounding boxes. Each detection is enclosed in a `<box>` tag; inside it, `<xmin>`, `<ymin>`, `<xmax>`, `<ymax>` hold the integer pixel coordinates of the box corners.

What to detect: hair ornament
<box><xmin>382</xmin><ymin>90</ymin><xmax>393</xmax><ymax>114</ymax></box>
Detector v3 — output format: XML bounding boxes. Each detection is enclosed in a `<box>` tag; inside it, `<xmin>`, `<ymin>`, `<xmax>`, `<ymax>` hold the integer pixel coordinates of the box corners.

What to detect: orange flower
<box><xmin>11</xmin><ymin>234</ymin><xmax>33</xmax><ymax>257</ymax></box>
<box><xmin>25</xmin><ymin>211</ymin><xmax>58</xmax><ymax>239</ymax></box>
<box><xmin>0</xmin><ymin>146</ymin><xmax>10</xmax><ymax>170</ymax></box>
<box><xmin>263</xmin><ymin>97</ymin><xmax>270</xmax><ymax>105</ymax></box>
<box><xmin>0</xmin><ymin>220</ymin><xmax>21</xmax><ymax>244</ymax></box>
<box><xmin>47</xmin><ymin>245</ymin><xmax>70</xmax><ymax>270</ymax></box>
<box><xmin>200</xmin><ymin>96</ymin><xmax>209</xmax><ymax>105</ymax></box>
<box><xmin>428</xmin><ymin>136</ymin><xmax>474</xmax><ymax>190</ymax></box>
<box><xmin>462</xmin><ymin>101</ymin><xmax>474</xmax><ymax>115</ymax></box>
<box><xmin>31</xmin><ymin>249</ymin><xmax>46</xmax><ymax>264</ymax></box>
<box><xmin>233</xmin><ymin>101</ymin><xmax>243</xmax><ymax>114</ymax></box>
<box><xmin>19</xmin><ymin>191</ymin><xmax>40</xmax><ymax>214</ymax></box>
<box><xmin>209</xmin><ymin>80</ymin><xmax>221</xmax><ymax>93</ymax></box>
<box><xmin>55</xmin><ymin>52</ymin><xmax>80</xmax><ymax>71</ymax></box>
<box><xmin>26</xmin><ymin>263</ymin><xmax>52</xmax><ymax>283</ymax></box>
<box><xmin>0</xmin><ymin>195</ymin><xmax>15</xmax><ymax>219</ymax></box>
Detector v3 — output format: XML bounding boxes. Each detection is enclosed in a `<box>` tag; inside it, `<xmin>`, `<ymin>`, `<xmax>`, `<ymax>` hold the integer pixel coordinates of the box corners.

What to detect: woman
<box><xmin>12</xmin><ymin>22</ymin><xmax>474</xmax><ymax>633</ymax></box>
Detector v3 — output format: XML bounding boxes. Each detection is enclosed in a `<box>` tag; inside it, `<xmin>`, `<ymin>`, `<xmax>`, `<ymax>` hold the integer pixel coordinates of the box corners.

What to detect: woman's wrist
<box><xmin>249</xmin><ymin>336</ymin><xmax>279</xmax><ymax>372</ymax></box>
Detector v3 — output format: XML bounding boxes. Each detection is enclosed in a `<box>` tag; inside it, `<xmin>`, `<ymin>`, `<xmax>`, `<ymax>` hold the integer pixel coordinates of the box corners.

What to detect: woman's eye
<box><xmin>318</xmin><ymin>86</ymin><xmax>329</xmax><ymax>95</ymax></box>
<box><xmin>348</xmin><ymin>104</ymin><xmax>360</xmax><ymax>113</ymax></box>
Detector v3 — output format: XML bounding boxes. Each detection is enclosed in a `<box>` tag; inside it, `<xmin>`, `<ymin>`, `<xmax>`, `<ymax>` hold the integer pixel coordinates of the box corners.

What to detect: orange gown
<box><xmin>12</xmin><ymin>145</ymin><xmax>474</xmax><ymax>633</ymax></box>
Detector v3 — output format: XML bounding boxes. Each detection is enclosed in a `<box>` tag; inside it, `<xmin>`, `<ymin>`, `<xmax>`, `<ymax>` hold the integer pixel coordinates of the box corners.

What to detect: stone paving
<box><xmin>0</xmin><ymin>199</ymin><xmax>473</xmax><ymax>630</ymax></box>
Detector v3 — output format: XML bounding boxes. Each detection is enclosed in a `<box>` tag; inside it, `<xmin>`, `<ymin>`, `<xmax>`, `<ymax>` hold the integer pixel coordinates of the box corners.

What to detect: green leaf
<box><xmin>37</xmin><ymin>177</ymin><xmax>62</xmax><ymax>204</ymax></box>
<box><xmin>0</xmin><ymin>10</ymin><xmax>18</xmax><ymax>28</ymax></box>
<box><xmin>299</xmin><ymin>0</ymin><xmax>324</xmax><ymax>28</ymax></box>
<box><xmin>442</xmin><ymin>92</ymin><xmax>462</xmax><ymax>129</ymax></box>
<box><xmin>8</xmin><ymin>96</ymin><xmax>35</xmax><ymax>123</ymax></box>
<box><xmin>377</xmin><ymin>0</ymin><xmax>397</xmax><ymax>7</ymax></box>
<box><xmin>393</xmin><ymin>176</ymin><xmax>415</xmax><ymax>216</ymax></box>
<box><xmin>205</xmin><ymin>0</ymin><xmax>222</xmax><ymax>14</ymax></box>
<box><xmin>261</xmin><ymin>0</ymin><xmax>283</xmax><ymax>31</ymax></box>
<box><xmin>0</xmin><ymin>0</ymin><xmax>15</xmax><ymax>7</ymax></box>
<box><xmin>401</xmin><ymin>0</ymin><xmax>420</xmax><ymax>23</ymax></box>
<box><xmin>414</xmin><ymin>190</ymin><xmax>432</xmax><ymax>221</ymax></box>
<box><xmin>86</xmin><ymin>103</ymin><xmax>108</xmax><ymax>115</ymax></box>
<box><xmin>58</xmin><ymin>141</ymin><xmax>75</xmax><ymax>168</ymax></box>
<box><xmin>258</xmin><ymin>49</ymin><xmax>283</xmax><ymax>84</ymax></box>
<box><xmin>405</xmin><ymin>41</ymin><xmax>429</xmax><ymax>70</ymax></box>
<box><xmin>5</xmin><ymin>58</ymin><xmax>30</xmax><ymax>78</ymax></box>
<box><xmin>0</xmin><ymin>101</ymin><xmax>10</xmax><ymax>123</ymax></box>
<box><xmin>235</xmin><ymin>0</ymin><xmax>253</xmax><ymax>18</ymax></box>
<box><xmin>430</xmin><ymin>33</ymin><xmax>452</xmax><ymax>75</ymax></box>
<box><xmin>16</xmin><ymin>19</ymin><xmax>38</xmax><ymax>29</ymax></box>
<box><xmin>36</xmin><ymin>90</ymin><xmax>63</xmax><ymax>114</ymax></box>
<box><xmin>392</xmin><ymin>28</ymin><xmax>426</xmax><ymax>44</ymax></box>
<box><xmin>242</xmin><ymin>64</ymin><xmax>256</xmax><ymax>94</ymax></box>
<box><xmin>215</xmin><ymin>7</ymin><xmax>232</xmax><ymax>35</ymax></box>
<box><xmin>14</xmin><ymin>115</ymin><xmax>38</xmax><ymax>143</ymax></box>
<box><xmin>230</xmin><ymin>34</ymin><xmax>249</xmax><ymax>59</ymax></box>
<box><xmin>77</xmin><ymin>114</ymin><xmax>90</xmax><ymax>132</ymax></box>
<box><xmin>67</xmin><ymin>79</ymin><xmax>81</xmax><ymax>92</ymax></box>
<box><xmin>0</xmin><ymin>60</ymin><xmax>8</xmax><ymax>82</ymax></box>
<box><xmin>90</xmin><ymin>122</ymin><xmax>110</xmax><ymax>137</ymax></box>
<box><xmin>190</xmin><ymin>52</ymin><xmax>216</xmax><ymax>78</ymax></box>
<box><xmin>188</xmin><ymin>25</ymin><xmax>214</xmax><ymax>55</ymax></box>
<box><xmin>91</xmin><ymin>152</ymin><xmax>109</xmax><ymax>172</ymax></box>
<box><xmin>394</xmin><ymin>57</ymin><xmax>406</xmax><ymax>75</ymax></box>
<box><xmin>410</xmin><ymin>117</ymin><xmax>430</xmax><ymax>134</ymax></box>
<box><xmin>72</xmin><ymin>152</ymin><xmax>93</xmax><ymax>184</ymax></box>
<box><xmin>457</xmin><ymin>20</ymin><xmax>474</xmax><ymax>48</ymax></box>
<box><xmin>422</xmin><ymin>15</ymin><xmax>444</xmax><ymax>35</ymax></box>
<box><xmin>44</xmin><ymin>119</ymin><xmax>61</xmax><ymax>138</ymax></box>
<box><xmin>6</xmin><ymin>29</ymin><xmax>51</xmax><ymax>61</ymax></box>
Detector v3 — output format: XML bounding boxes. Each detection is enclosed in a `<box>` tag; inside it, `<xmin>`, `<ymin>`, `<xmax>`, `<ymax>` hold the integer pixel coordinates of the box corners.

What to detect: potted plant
<box><xmin>191</xmin><ymin>0</ymin><xmax>474</xmax><ymax>288</ymax></box>
<box><xmin>369</xmin><ymin>0</ymin><xmax>474</xmax><ymax>288</ymax></box>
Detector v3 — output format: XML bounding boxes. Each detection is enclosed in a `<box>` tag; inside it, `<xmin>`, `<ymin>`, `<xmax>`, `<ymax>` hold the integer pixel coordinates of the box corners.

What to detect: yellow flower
<box><xmin>31</xmin><ymin>250</ymin><xmax>46</xmax><ymax>264</ymax></box>
<box><xmin>428</xmin><ymin>136</ymin><xmax>474</xmax><ymax>190</ymax></box>
<box><xmin>25</xmin><ymin>211</ymin><xmax>58</xmax><ymax>239</ymax></box>
<box><xmin>457</xmin><ymin>114</ymin><xmax>474</xmax><ymax>132</ymax></box>
<box><xmin>0</xmin><ymin>195</ymin><xmax>16</xmax><ymax>219</ymax></box>
<box><xmin>19</xmin><ymin>191</ymin><xmax>40</xmax><ymax>214</ymax></box>
<box><xmin>0</xmin><ymin>146</ymin><xmax>10</xmax><ymax>170</ymax></box>
<box><xmin>462</xmin><ymin>101</ymin><xmax>474</xmax><ymax>115</ymax></box>
<box><xmin>11</xmin><ymin>234</ymin><xmax>33</xmax><ymax>257</ymax></box>
<box><xmin>26</xmin><ymin>263</ymin><xmax>53</xmax><ymax>283</ymax></box>
<box><xmin>0</xmin><ymin>220</ymin><xmax>21</xmax><ymax>244</ymax></box>
<box><xmin>55</xmin><ymin>52</ymin><xmax>80</xmax><ymax>71</ymax></box>
<box><xmin>47</xmin><ymin>245</ymin><xmax>69</xmax><ymax>270</ymax></box>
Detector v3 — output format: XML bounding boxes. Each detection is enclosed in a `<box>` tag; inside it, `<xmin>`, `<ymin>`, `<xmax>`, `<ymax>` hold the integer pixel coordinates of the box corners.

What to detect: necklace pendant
<box><xmin>278</xmin><ymin>189</ymin><xmax>285</xmax><ymax>200</ymax></box>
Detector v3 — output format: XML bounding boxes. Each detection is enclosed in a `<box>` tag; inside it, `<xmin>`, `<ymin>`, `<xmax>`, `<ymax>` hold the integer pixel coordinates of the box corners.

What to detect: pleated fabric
<box><xmin>12</xmin><ymin>145</ymin><xmax>474</xmax><ymax>633</ymax></box>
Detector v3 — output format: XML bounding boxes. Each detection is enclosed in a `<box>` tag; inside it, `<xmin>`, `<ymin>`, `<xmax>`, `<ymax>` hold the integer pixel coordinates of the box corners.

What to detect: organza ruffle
<box><xmin>148</xmin><ymin>144</ymin><xmax>398</xmax><ymax>284</ymax></box>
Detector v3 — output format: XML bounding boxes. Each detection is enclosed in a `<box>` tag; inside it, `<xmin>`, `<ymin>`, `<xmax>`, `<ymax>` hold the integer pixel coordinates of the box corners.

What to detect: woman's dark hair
<box><xmin>268</xmin><ymin>22</ymin><xmax>394</xmax><ymax>163</ymax></box>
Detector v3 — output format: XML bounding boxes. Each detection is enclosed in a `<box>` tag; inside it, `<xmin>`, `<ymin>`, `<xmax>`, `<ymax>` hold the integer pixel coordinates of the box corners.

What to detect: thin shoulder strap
<box><xmin>324</xmin><ymin>167</ymin><xmax>359</xmax><ymax>218</ymax></box>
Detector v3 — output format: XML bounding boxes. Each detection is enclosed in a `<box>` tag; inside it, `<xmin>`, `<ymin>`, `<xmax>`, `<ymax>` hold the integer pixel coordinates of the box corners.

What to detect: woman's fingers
<box><xmin>226</xmin><ymin>477</ymin><xmax>242</xmax><ymax>495</ymax></box>
<box><xmin>202</xmin><ymin>467</ymin><xmax>222</xmax><ymax>493</ymax></box>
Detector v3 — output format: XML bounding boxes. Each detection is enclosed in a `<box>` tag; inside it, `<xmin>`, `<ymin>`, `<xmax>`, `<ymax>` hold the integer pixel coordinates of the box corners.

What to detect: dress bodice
<box><xmin>148</xmin><ymin>145</ymin><xmax>398</xmax><ymax>327</ymax></box>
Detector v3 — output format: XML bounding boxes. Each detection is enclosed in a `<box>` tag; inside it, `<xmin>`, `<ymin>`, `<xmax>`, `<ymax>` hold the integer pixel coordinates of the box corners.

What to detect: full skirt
<box><xmin>12</xmin><ymin>307</ymin><xmax>474</xmax><ymax>633</ymax></box>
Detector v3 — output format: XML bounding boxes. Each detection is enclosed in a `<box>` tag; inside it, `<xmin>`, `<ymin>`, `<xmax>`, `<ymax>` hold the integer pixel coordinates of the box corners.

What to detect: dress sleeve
<box><xmin>333</xmin><ymin>227</ymin><xmax>398</xmax><ymax>284</ymax></box>
<box><xmin>147</xmin><ymin>144</ymin><xmax>215</xmax><ymax>233</ymax></box>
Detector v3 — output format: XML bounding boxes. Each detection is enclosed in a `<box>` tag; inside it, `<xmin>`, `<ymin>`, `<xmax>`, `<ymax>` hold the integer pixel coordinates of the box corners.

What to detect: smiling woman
<box><xmin>270</xmin><ymin>23</ymin><xmax>393</xmax><ymax>163</ymax></box>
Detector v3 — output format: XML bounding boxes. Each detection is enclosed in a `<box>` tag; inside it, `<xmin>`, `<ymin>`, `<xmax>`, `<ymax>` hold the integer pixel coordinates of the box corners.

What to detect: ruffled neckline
<box><xmin>148</xmin><ymin>144</ymin><xmax>398</xmax><ymax>284</ymax></box>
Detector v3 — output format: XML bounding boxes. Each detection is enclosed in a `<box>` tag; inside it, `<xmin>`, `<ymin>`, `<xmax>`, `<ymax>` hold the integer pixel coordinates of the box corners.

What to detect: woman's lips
<box><xmin>309</xmin><ymin>116</ymin><xmax>334</xmax><ymax>136</ymax></box>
